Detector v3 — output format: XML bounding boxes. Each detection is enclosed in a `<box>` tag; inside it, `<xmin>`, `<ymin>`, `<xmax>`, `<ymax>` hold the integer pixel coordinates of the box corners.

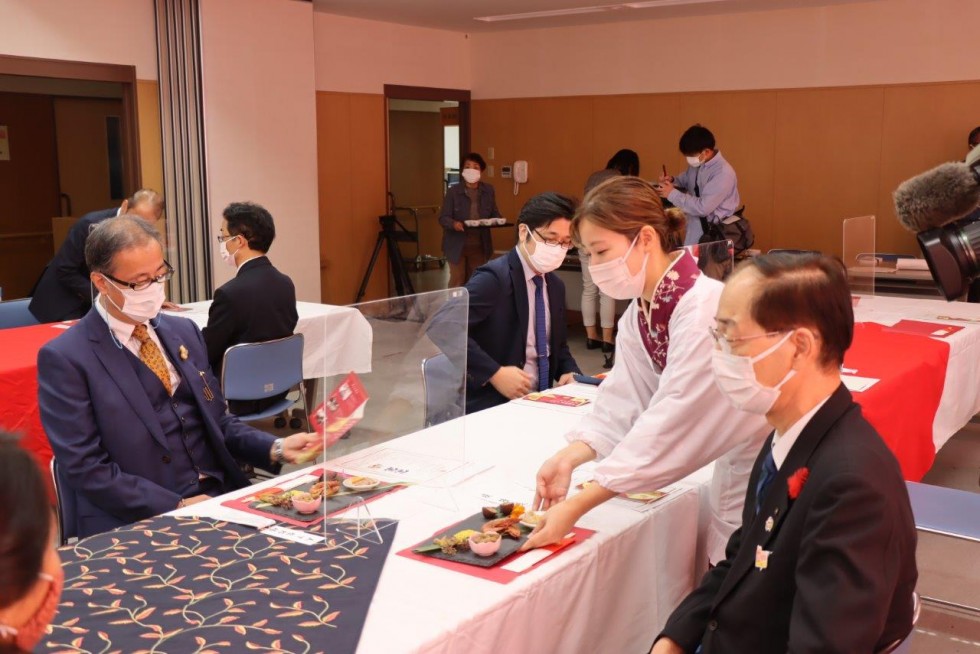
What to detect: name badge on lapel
<box><xmin>764</xmin><ymin>516</ymin><xmax>774</xmax><ymax>533</ymax></box>
<box><xmin>178</xmin><ymin>345</ymin><xmax>189</xmax><ymax>361</ymax></box>
<box><xmin>755</xmin><ymin>545</ymin><xmax>772</xmax><ymax>571</ymax></box>
<box><xmin>198</xmin><ymin>371</ymin><xmax>215</xmax><ymax>402</ymax></box>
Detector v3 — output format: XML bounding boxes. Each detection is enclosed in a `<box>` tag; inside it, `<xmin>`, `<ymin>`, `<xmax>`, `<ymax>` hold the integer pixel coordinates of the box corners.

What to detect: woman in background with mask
<box><xmin>439</xmin><ymin>152</ymin><xmax>503</xmax><ymax>288</ymax></box>
<box><xmin>523</xmin><ymin>176</ymin><xmax>769</xmax><ymax>565</ymax></box>
<box><xmin>0</xmin><ymin>435</ymin><xmax>63</xmax><ymax>653</ymax></box>
<box><xmin>581</xmin><ymin>148</ymin><xmax>641</xmax><ymax>369</ymax></box>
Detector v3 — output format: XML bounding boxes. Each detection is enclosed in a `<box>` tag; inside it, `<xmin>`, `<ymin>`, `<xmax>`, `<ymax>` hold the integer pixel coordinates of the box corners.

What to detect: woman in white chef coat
<box><xmin>523</xmin><ymin>176</ymin><xmax>770</xmax><ymax>564</ymax></box>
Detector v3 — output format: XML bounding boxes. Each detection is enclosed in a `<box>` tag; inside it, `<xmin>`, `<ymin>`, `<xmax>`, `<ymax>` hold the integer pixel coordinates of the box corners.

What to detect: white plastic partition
<box><xmin>307</xmin><ymin>289</ymin><xmax>471</xmax><ymax>542</ymax></box>
<box><xmin>843</xmin><ymin>215</ymin><xmax>877</xmax><ymax>296</ymax></box>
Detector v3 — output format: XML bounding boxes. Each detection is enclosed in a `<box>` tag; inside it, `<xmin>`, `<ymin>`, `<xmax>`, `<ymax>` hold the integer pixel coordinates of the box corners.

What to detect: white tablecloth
<box><xmin>853</xmin><ymin>295</ymin><xmax>980</xmax><ymax>452</ymax></box>
<box><xmin>170</xmin><ymin>300</ymin><xmax>372</xmax><ymax>379</ymax></box>
<box><xmin>181</xmin><ymin>387</ymin><xmax>702</xmax><ymax>654</ymax></box>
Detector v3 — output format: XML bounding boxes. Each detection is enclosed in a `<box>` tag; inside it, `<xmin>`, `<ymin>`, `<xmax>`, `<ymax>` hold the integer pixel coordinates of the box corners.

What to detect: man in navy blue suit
<box><xmin>30</xmin><ymin>189</ymin><xmax>166</xmax><ymax>323</ymax></box>
<box><xmin>461</xmin><ymin>192</ymin><xmax>582</xmax><ymax>413</ymax></box>
<box><xmin>37</xmin><ymin>216</ymin><xmax>319</xmax><ymax>538</ymax></box>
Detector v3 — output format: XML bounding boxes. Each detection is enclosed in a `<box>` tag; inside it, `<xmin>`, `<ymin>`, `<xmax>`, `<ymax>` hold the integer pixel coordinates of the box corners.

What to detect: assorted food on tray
<box><xmin>234</xmin><ymin>471</ymin><xmax>394</xmax><ymax>522</ymax></box>
<box><xmin>413</xmin><ymin>502</ymin><xmax>543</xmax><ymax>567</ymax></box>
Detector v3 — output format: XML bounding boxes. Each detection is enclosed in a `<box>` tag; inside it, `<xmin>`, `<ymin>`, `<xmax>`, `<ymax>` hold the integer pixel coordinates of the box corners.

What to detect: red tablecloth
<box><xmin>845</xmin><ymin>322</ymin><xmax>950</xmax><ymax>481</ymax></box>
<box><xmin>0</xmin><ymin>323</ymin><xmax>67</xmax><ymax>496</ymax></box>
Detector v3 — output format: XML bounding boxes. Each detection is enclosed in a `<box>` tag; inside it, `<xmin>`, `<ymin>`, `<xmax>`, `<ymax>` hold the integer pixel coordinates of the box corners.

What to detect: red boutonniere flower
<box><xmin>787</xmin><ymin>467</ymin><xmax>810</xmax><ymax>500</ymax></box>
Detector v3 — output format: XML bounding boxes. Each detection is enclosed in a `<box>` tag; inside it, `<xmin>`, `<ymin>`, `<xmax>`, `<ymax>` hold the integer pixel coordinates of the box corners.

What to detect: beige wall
<box><xmin>200</xmin><ymin>0</ymin><xmax>321</xmax><ymax>302</ymax></box>
<box><xmin>470</xmin><ymin>0</ymin><xmax>977</xmax><ymax>99</ymax></box>
<box><xmin>0</xmin><ymin>0</ymin><xmax>157</xmax><ymax>79</ymax></box>
<box><xmin>472</xmin><ymin>81</ymin><xmax>980</xmax><ymax>258</ymax></box>
<box><xmin>313</xmin><ymin>13</ymin><xmax>470</xmax><ymax>94</ymax></box>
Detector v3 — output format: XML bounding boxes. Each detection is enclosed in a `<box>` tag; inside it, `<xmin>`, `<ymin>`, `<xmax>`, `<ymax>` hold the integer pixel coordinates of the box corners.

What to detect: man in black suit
<box><xmin>654</xmin><ymin>253</ymin><xmax>917</xmax><ymax>654</ymax></box>
<box><xmin>30</xmin><ymin>189</ymin><xmax>165</xmax><ymax>322</ymax></box>
<box><xmin>203</xmin><ymin>202</ymin><xmax>298</xmax><ymax>415</ymax></box>
<box><xmin>461</xmin><ymin>192</ymin><xmax>581</xmax><ymax>414</ymax></box>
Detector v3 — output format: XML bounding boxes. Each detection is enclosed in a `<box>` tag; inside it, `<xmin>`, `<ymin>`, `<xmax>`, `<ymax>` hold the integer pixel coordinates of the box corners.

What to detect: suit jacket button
<box><xmin>162</xmin><ymin>455</ymin><xmax>172</xmax><ymax>464</ymax></box>
<box><xmin>708</xmin><ymin>619</ymin><xmax>719</xmax><ymax>631</ymax></box>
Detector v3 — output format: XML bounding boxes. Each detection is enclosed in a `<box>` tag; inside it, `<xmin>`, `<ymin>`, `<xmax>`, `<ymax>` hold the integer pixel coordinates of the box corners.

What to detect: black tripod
<box><xmin>355</xmin><ymin>214</ymin><xmax>417</xmax><ymax>303</ymax></box>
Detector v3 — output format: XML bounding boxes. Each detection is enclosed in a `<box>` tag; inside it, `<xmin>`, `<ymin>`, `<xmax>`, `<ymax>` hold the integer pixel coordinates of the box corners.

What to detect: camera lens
<box><xmin>917</xmin><ymin>216</ymin><xmax>980</xmax><ymax>300</ymax></box>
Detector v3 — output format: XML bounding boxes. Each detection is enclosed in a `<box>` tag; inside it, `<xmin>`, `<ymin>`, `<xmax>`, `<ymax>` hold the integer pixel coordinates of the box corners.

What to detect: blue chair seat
<box><xmin>221</xmin><ymin>334</ymin><xmax>308</xmax><ymax>430</ymax></box>
<box><xmin>0</xmin><ymin>298</ymin><xmax>40</xmax><ymax>329</ymax></box>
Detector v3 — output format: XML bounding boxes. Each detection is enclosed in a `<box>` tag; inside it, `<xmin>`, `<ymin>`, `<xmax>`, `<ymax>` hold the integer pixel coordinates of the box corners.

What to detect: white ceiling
<box><xmin>313</xmin><ymin>0</ymin><xmax>878</xmax><ymax>32</ymax></box>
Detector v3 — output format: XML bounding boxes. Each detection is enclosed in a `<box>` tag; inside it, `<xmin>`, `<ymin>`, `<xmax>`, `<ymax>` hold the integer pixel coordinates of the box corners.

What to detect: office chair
<box><xmin>0</xmin><ymin>298</ymin><xmax>40</xmax><ymax>329</ymax></box>
<box><xmin>421</xmin><ymin>353</ymin><xmax>465</xmax><ymax>427</ymax></box>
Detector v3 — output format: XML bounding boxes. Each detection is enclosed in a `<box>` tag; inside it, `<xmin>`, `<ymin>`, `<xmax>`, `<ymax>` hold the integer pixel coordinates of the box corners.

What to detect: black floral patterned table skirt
<box><xmin>44</xmin><ymin>516</ymin><xmax>398</xmax><ymax>654</ymax></box>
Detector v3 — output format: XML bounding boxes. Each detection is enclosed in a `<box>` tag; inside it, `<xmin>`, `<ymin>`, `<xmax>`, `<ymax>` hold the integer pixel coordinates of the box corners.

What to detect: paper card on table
<box><xmin>332</xmin><ymin>448</ymin><xmax>478</xmax><ymax>485</ymax></box>
<box><xmin>522</xmin><ymin>392</ymin><xmax>591</xmax><ymax>408</ymax></box>
<box><xmin>500</xmin><ymin>534</ymin><xmax>576</xmax><ymax>573</ymax></box>
<box><xmin>301</xmin><ymin>372</ymin><xmax>369</xmax><ymax>464</ymax></box>
<box><xmin>841</xmin><ymin>375</ymin><xmax>880</xmax><ymax>393</ymax></box>
<box><xmin>261</xmin><ymin>525</ymin><xmax>324</xmax><ymax>546</ymax></box>
<box><xmin>883</xmin><ymin>320</ymin><xmax>965</xmax><ymax>339</ymax></box>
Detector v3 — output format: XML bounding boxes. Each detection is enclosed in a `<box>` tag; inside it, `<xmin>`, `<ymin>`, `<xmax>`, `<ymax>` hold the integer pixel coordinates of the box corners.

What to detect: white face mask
<box><xmin>522</xmin><ymin>229</ymin><xmax>567</xmax><ymax>273</ymax></box>
<box><xmin>103</xmin><ymin>278</ymin><xmax>167</xmax><ymax>323</ymax></box>
<box><xmin>219</xmin><ymin>236</ymin><xmax>240</xmax><ymax>268</ymax></box>
<box><xmin>461</xmin><ymin>168</ymin><xmax>481</xmax><ymax>184</ymax></box>
<box><xmin>587</xmin><ymin>234</ymin><xmax>648</xmax><ymax>300</ymax></box>
<box><xmin>711</xmin><ymin>331</ymin><xmax>796</xmax><ymax>415</ymax></box>
<box><xmin>686</xmin><ymin>154</ymin><xmax>703</xmax><ymax>168</ymax></box>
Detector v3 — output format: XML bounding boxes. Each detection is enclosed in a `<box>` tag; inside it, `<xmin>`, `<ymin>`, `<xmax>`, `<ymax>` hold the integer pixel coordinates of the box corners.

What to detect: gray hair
<box><xmin>129</xmin><ymin>188</ymin><xmax>165</xmax><ymax>212</ymax></box>
<box><xmin>85</xmin><ymin>215</ymin><xmax>163</xmax><ymax>274</ymax></box>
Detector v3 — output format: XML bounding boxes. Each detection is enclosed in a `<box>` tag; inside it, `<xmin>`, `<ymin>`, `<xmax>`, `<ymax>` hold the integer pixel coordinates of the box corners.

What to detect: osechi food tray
<box><xmin>221</xmin><ymin>470</ymin><xmax>402</xmax><ymax>526</ymax></box>
<box><xmin>412</xmin><ymin>502</ymin><xmax>535</xmax><ymax>568</ymax></box>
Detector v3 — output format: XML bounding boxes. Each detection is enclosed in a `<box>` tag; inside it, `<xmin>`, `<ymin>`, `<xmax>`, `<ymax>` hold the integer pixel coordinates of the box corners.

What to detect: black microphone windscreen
<box><xmin>893</xmin><ymin>162</ymin><xmax>980</xmax><ymax>233</ymax></box>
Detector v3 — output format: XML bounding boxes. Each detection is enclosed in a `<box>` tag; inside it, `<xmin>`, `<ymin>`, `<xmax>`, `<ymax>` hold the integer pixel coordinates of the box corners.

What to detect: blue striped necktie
<box><xmin>755</xmin><ymin>448</ymin><xmax>777</xmax><ymax>514</ymax></box>
<box><xmin>532</xmin><ymin>275</ymin><xmax>549</xmax><ymax>392</ymax></box>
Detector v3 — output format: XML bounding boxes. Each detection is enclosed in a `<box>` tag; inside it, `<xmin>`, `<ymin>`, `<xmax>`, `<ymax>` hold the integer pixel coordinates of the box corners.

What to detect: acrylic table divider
<box><xmin>308</xmin><ymin>288</ymin><xmax>471</xmax><ymax>544</ymax></box>
<box><xmin>844</xmin><ymin>215</ymin><xmax>878</xmax><ymax>296</ymax></box>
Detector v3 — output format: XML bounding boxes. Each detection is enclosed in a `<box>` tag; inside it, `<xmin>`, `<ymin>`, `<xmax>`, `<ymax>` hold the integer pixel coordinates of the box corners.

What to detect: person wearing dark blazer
<box><xmin>462</xmin><ymin>192</ymin><xmax>582</xmax><ymax>414</ymax></box>
<box><xmin>654</xmin><ymin>253</ymin><xmax>917</xmax><ymax>654</ymax></box>
<box><xmin>36</xmin><ymin>217</ymin><xmax>319</xmax><ymax>539</ymax></box>
<box><xmin>440</xmin><ymin>152</ymin><xmax>502</xmax><ymax>288</ymax></box>
<box><xmin>202</xmin><ymin>202</ymin><xmax>298</xmax><ymax>416</ymax></box>
<box><xmin>29</xmin><ymin>189</ymin><xmax>165</xmax><ymax>323</ymax></box>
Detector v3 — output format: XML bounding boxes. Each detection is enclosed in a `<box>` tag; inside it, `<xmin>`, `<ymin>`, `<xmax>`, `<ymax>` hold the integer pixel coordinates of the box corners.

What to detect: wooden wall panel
<box><xmin>678</xmin><ymin>91</ymin><xmax>777</xmax><ymax>250</ymax></box>
<box><xmin>387</xmin><ymin>110</ymin><xmax>444</xmax><ymax>260</ymax></box>
<box><xmin>592</xmin><ymin>93</ymin><xmax>682</xmax><ymax>181</ymax></box>
<box><xmin>772</xmin><ymin>87</ymin><xmax>884</xmax><ymax>256</ymax></box>
<box><xmin>877</xmin><ymin>82</ymin><xmax>980</xmax><ymax>254</ymax></box>
<box><xmin>316</xmin><ymin>91</ymin><xmax>387</xmax><ymax>305</ymax></box>
<box><xmin>136</xmin><ymin>80</ymin><xmax>163</xmax><ymax>196</ymax></box>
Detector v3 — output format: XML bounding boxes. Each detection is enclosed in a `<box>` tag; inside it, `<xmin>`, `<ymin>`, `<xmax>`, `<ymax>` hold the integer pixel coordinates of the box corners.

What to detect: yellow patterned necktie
<box><xmin>132</xmin><ymin>324</ymin><xmax>173</xmax><ymax>396</ymax></box>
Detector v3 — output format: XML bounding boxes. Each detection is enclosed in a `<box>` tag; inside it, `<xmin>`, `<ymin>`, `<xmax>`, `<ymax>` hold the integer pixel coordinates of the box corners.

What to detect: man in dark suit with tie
<box><xmin>29</xmin><ymin>189</ymin><xmax>166</xmax><ymax>323</ymax></box>
<box><xmin>37</xmin><ymin>216</ymin><xmax>319</xmax><ymax>539</ymax></box>
<box><xmin>653</xmin><ymin>253</ymin><xmax>917</xmax><ymax>654</ymax></box>
<box><xmin>202</xmin><ymin>202</ymin><xmax>298</xmax><ymax>415</ymax></box>
<box><xmin>461</xmin><ymin>192</ymin><xmax>582</xmax><ymax>414</ymax></box>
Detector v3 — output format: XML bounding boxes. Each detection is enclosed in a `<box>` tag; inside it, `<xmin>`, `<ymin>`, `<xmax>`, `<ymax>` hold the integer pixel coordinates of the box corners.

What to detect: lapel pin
<box><xmin>178</xmin><ymin>345</ymin><xmax>189</xmax><ymax>361</ymax></box>
<box><xmin>764</xmin><ymin>516</ymin><xmax>774</xmax><ymax>532</ymax></box>
<box><xmin>755</xmin><ymin>545</ymin><xmax>772</xmax><ymax>571</ymax></box>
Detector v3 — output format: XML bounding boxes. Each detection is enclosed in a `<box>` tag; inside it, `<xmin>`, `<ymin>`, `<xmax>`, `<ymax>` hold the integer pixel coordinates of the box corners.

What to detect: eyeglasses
<box><xmin>216</xmin><ymin>233</ymin><xmax>239</xmax><ymax>243</ymax></box>
<box><xmin>532</xmin><ymin>229</ymin><xmax>573</xmax><ymax>250</ymax></box>
<box><xmin>708</xmin><ymin>326</ymin><xmax>787</xmax><ymax>352</ymax></box>
<box><xmin>103</xmin><ymin>261</ymin><xmax>174</xmax><ymax>291</ymax></box>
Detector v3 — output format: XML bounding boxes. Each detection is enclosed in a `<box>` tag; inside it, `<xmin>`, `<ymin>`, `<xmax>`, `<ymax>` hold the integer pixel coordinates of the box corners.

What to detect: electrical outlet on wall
<box><xmin>487</xmin><ymin>165</ymin><xmax>495</xmax><ymax>177</ymax></box>
<box><xmin>488</xmin><ymin>146</ymin><xmax>495</xmax><ymax>160</ymax></box>
<box><xmin>501</xmin><ymin>165</ymin><xmax>513</xmax><ymax>179</ymax></box>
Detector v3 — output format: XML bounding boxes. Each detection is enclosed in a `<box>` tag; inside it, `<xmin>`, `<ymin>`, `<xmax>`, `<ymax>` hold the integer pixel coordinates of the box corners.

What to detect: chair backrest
<box><xmin>421</xmin><ymin>353</ymin><xmax>464</xmax><ymax>427</ymax></box>
<box><xmin>0</xmin><ymin>298</ymin><xmax>40</xmax><ymax>329</ymax></box>
<box><xmin>50</xmin><ymin>458</ymin><xmax>77</xmax><ymax>545</ymax></box>
<box><xmin>221</xmin><ymin>334</ymin><xmax>305</xmax><ymax>402</ymax></box>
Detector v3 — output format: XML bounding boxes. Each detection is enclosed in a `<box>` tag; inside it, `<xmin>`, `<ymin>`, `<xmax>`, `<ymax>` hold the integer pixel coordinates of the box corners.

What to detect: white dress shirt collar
<box><xmin>237</xmin><ymin>253</ymin><xmax>267</xmax><ymax>273</ymax></box>
<box><xmin>771</xmin><ymin>394</ymin><xmax>832</xmax><ymax>469</ymax></box>
<box><xmin>94</xmin><ymin>294</ymin><xmax>140</xmax><ymax>345</ymax></box>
